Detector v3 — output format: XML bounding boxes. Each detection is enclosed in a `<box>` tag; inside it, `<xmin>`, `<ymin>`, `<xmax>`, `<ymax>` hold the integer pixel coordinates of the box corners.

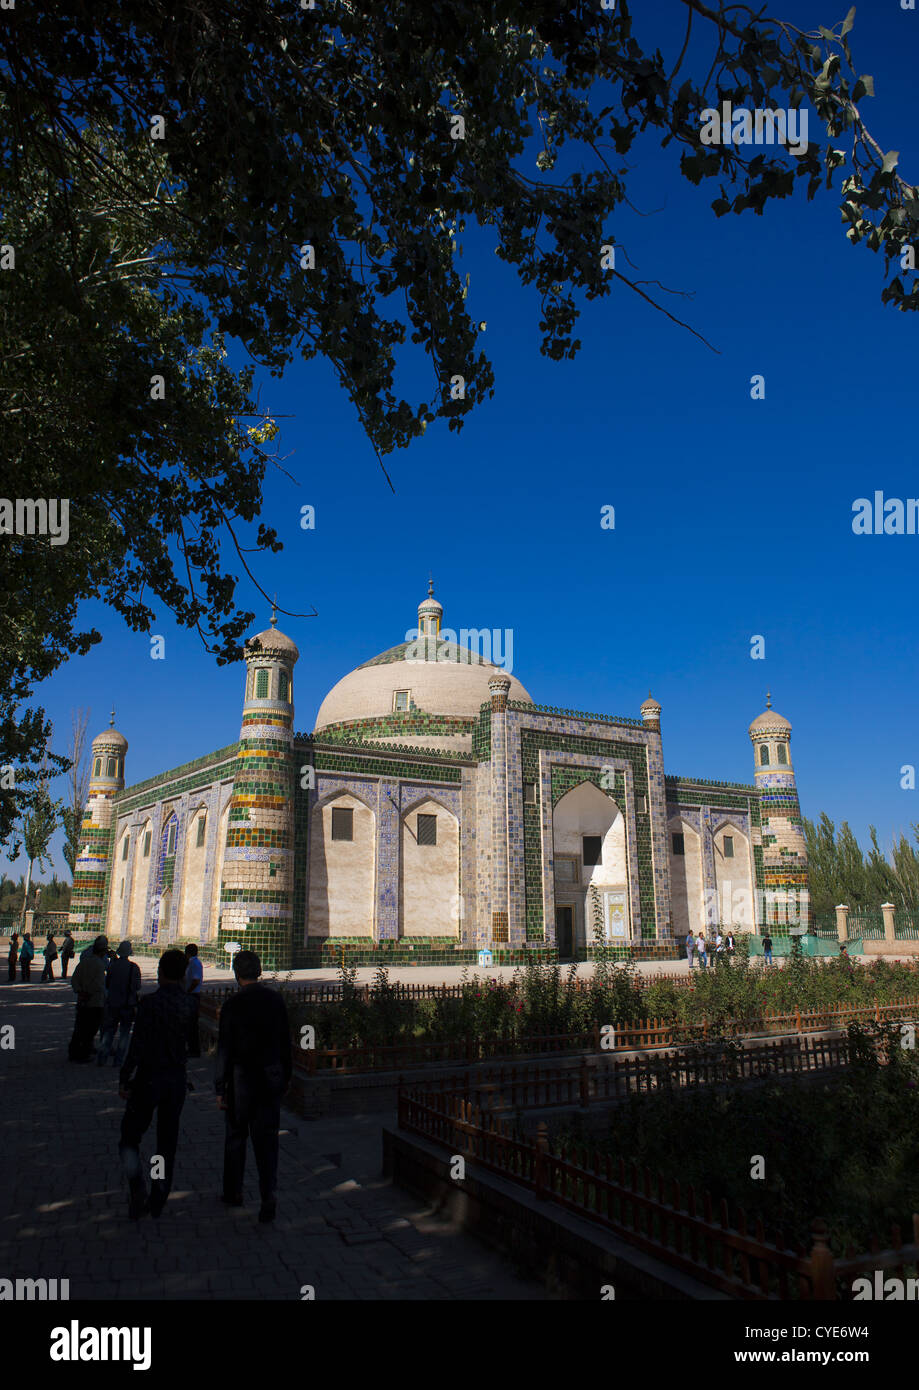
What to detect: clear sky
<box><xmin>8</xmin><ymin>1</ymin><xmax>919</xmax><ymax>880</ymax></box>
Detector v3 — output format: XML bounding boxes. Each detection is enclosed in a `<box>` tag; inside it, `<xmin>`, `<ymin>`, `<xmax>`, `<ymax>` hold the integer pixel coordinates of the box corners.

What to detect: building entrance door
<box><xmin>556</xmin><ymin>903</ymin><xmax>575</xmax><ymax>959</ymax></box>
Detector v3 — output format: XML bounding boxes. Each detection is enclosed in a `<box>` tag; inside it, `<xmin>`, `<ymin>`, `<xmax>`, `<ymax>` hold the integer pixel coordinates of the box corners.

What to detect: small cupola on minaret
<box><xmin>748</xmin><ymin>691</ymin><xmax>792</xmax><ymax>771</ymax></box>
<box><xmin>417</xmin><ymin>578</ymin><xmax>443</xmax><ymax>640</ymax></box>
<box><xmin>244</xmin><ymin>602</ymin><xmax>300</xmax><ymax>708</ymax></box>
<box><xmin>89</xmin><ymin>708</ymin><xmax>128</xmax><ymax>791</ymax></box>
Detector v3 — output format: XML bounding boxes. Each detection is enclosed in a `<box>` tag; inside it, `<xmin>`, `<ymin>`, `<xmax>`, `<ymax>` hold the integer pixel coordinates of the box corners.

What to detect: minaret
<box><xmin>69</xmin><ymin>709</ymin><xmax>127</xmax><ymax>937</ymax></box>
<box><xmin>217</xmin><ymin>608</ymin><xmax>299</xmax><ymax>970</ymax></box>
<box><xmin>749</xmin><ymin>694</ymin><xmax>809</xmax><ymax>926</ymax></box>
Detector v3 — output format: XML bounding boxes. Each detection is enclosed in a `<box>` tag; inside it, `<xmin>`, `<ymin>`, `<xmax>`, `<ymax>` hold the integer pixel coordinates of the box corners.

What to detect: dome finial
<box><xmin>270</xmin><ymin>594</ymin><xmax>278</xmax><ymax>629</ymax></box>
<box><xmin>766</xmin><ymin>689</ymin><xmax>772</xmax><ymax>710</ymax></box>
<box><xmin>110</xmin><ymin>706</ymin><xmax>115</xmax><ymax>728</ymax></box>
<box><xmin>428</xmin><ymin>573</ymin><xmax>434</xmax><ymax>599</ymax></box>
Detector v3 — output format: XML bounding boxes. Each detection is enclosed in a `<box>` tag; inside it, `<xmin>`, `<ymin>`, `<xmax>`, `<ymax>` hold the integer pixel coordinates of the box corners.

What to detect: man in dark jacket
<box><xmin>215</xmin><ymin>950</ymin><xmax>291</xmax><ymax>1223</ymax></box>
<box><xmin>60</xmin><ymin>930</ymin><xmax>75</xmax><ymax>978</ymax></box>
<box><xmin>68</xmin><ymin>935</ymin><xmax>109</xmax><ymax>1061</ymax></box>
<box><xmin>118</xmin><ymin>948</ymin><xmax>195</xmax><ymax>1219</ymax></box>
<box><xmin>98</xmin><ymin>942</ymin><xmax>141</xmax><ymax>1067</ymax></box>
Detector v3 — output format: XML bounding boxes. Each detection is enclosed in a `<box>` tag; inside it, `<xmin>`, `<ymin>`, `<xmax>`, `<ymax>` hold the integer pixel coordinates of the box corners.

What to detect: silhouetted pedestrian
<box><xmin>118</xmin><ymin>949</ymin><xmax>195</xmax><ymax>1219</ymax></box>
<box><xmin>762</xmin><ymin>933</ymin><xmax>774</xmax><ymax>966</ymax></box>
<box><xmin>60</xmin><ymin>930</ymin><xmax>75</xmax><ymax>977</ymax></box>
<box><xmin>68</xmin><ymin>935</ymin><xmax>109</xmax><ymax>1061</ymax></box>
<box><xmin>19</xmin><ymin>934</ymin><xmax>34</xmax><ymax>982</ymax></box>
<box><xmin>216</xmin><ymin>950</ymin><xmax>291</xmax><ymax>1223</ymax></box>
<box><xmin>41</xmin><ymin>933</ymin><xmax>58</xmax><ymax>982</ymax></box>
<box><xmin>97</xmin><ymin>942</ymin><xmax>141</xmax><ymax>1067</ymax></box>
<box><xmin>7</xmin><ymin>932</ymin><xmax>18</xmax><ymax>983</ymax></box>
<box><xmin>184</xmin><ymin>943</ymin><xmax>203</xmax><ymax>1059</ymax></box>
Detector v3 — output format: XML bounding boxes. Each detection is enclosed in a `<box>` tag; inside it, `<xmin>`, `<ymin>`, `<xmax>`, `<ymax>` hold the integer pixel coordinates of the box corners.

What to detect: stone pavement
<box><xmin>0</xmin><ymin>977</ymin><xmax>543</xmax><ymax>1300</ymax></box>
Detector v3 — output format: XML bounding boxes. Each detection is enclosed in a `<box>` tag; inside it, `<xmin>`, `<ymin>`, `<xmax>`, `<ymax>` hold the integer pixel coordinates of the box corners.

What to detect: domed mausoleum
<box><xmin>69</xmin><ymin>588</ymin><xmax>809</xmax><ymax>969</ymax></box>
<box><xmin>314</xmin><ymin>585</ymin><xmax>533</xmax><ymax>753</ymax></box>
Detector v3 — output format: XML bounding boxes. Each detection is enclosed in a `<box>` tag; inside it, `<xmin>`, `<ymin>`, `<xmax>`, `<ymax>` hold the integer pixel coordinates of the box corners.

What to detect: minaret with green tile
<box><xmin>217</xmin><ymin>610</ymin><xmax>299</xmax><ymax>970</ymax></box>
<box><xmin>68</xmin><ymin>710</ymin><xmax>127</xmax><ymax>936</ymax></box>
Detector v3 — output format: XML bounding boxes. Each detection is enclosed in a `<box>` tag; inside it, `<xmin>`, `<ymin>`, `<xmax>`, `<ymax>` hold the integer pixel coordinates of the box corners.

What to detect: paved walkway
<box><xmin>0</xmin><ymin>977</ymin><xmax>543</xmax><ymax>1300</ymax></box>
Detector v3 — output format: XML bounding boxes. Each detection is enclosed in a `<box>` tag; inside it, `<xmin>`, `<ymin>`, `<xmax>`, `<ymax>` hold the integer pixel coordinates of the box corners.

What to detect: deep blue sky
<box><xmin>9</xmin><ymin>2</ymin><xmax>919</xmax><ymax>879</ymax></box>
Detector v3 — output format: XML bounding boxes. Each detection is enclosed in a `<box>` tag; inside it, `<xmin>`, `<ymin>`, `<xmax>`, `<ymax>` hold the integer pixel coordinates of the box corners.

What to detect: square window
<box><xmin>417</xmin><ymin>813</ymin><xmax>437</xmax><ymax>846</ymax></box>
<box><xmin>256</xmin><ymin>668</ymin><xmax>269</xmax><ymax>699</ymax></box>
<box><xmin>523</xmin><ymin>782</ymin><xmax>537</xmax><ymax>804</ymax></box>
<box><xmin>196</xmin><ymin>816</ymin><xmax>206</xmax><ymax>848</ymax></box>
<box><xmin>777</xmin><ymin>745</ymin><xmax>788</xmax><ymax>765</ymax></box>
<box><xmin>331</xmin><ymin>807</ymin><xmax>353</xmax><ymax>842</ymax></box>
<box><xmin>672</xmin><ymin>833</ymin><xmax>685</xmax><ymax>856</ymax></box>
<box><xmin>393</xmin><ymin>690</ymin><xmax>410</xmax><ymax>712</ymax></box>
<box><xmin>582</xmin><ymin>835</ymin><xmax>602</xmax><ymax>867</ymax></box>
<box><xmin>723</xmin><ymin>835</ymin><xmax>734</xmax><ymax>859</ymax></box>
<box><xmin>143</xmin><ymin>831</ymin><xmax>151</xmax><ymax>858</ymax></box>
<box><xmin>555</xmin><ymin>859</ymin><xmax>577</xmax><ymax>881</ymax></box>
<box><xmin>635</xmin><ymin>794</ymin><xmax>647</xmax><ymax>815</ymax></box>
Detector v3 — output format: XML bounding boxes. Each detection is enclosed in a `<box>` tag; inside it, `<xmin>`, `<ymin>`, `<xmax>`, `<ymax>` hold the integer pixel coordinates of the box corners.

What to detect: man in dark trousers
<box><xmin>118</xmin><ymin>948</ymin><xmax>195</xmax><ymax>1219</ymax></box>
<box><xmin>68</xmin><ymin>935</ymin><xmax>109</xmax><ymax>1061</ymax></box>
<box><xmin>60</xmin><ymin>930</ymin><xmax>75</xmax><ymax>978</ymax></box>
<box><xmin>183</xmin><ymin>943</ymin><xmax>203</xmax><ymax>1058</ymax></box>
<box><xmin>215</xmin><ymin>950</ymin><xmax>291</xmax><ymax>1223</ymax></box>
<box><xmin>98</xmin><ymin>941</ymin><xmax>141</xmax><ymax>1067</ymax></box>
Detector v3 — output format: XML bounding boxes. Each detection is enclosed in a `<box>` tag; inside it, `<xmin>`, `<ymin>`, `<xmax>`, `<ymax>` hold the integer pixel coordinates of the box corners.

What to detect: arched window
<box><xmin>777</xmin><ymin>744</ymin><xmax>788</xmax><ymax>765</ymax></box>
<box><xmin>107</xmin><ymin>757</ymin><xmax>116</xmax><ymax>777</ymax></box>
<box><xmin>93</xmin><ymin>757</ymin><xmax>101</xmax><ymax>777</ymax></box>
<box><xmin>759</xmin><ymin>744</ymin><xmax>770</xmax><ymax>766</ymax></box>
<box><xmin>278</xmin><ymin>670</ymin><xmax>289</xmax><ymax>701</ymax></box>
<box><xmin>256</xmin><ymin>668</ymin><xmax>269</xmax><ymax>699</ymax></box>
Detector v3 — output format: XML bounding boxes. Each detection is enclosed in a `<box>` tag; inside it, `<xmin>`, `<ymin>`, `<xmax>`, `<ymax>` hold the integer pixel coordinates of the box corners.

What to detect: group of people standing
<box><xmin>58</xmin><ymin>933</ymin><xmax>290</xmax><ymax>1223</ymax></box>
<box><xmin>7</xmin><ymin>928</ymin><xmax>76</xmax><ymax>982</ymax></box>
<box><xmin>685</xmin><ymin>930</ymin><xmax>736</xmax><ymax>969</ymax></box>
<box><xmin>684</xmin><ymin>931</ymin><xmax>775</xmax><ymax>967</ymax></box>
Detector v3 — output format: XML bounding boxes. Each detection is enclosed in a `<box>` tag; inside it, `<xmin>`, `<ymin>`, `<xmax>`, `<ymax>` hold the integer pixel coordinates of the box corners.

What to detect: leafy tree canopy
<box><xmin>2</xmin><ymin>1</ymin><xmax>916</xmax><ymax>847</ymax></box>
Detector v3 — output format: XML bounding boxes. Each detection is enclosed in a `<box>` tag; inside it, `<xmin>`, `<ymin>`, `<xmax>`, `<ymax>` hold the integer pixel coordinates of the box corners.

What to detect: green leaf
<box><xmin>882</xmin><ymin>150</ymin><xmax>900</xmax><ymax>175</ymax></box>
<box><xmin>841</xmin><ymin>7</ymin><xmax>856</xmax><ymax>36</ymax></box>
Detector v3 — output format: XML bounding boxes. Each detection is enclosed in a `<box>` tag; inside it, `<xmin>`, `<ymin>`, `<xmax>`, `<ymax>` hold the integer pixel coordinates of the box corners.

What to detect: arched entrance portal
<box><xmin>552</xmin><ymin>781</ymin><xmax>630</xmax><ymax>957</ymax></box>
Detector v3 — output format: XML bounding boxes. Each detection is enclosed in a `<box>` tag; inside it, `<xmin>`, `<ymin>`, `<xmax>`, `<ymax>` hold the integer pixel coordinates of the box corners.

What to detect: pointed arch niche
<box><xmin>308</xmin><ymin>791</ymin><xmax>376</xmax><ymax>937</ymax></box>
<box><xmin>552</xmin><ymin>782</ymin><xmax>629</xmax><ymax>950</ymax></box>
<box><xmin>400</xmin><ymin>797</ymin><xmax>460</xmax><ymax>938</ymax></box>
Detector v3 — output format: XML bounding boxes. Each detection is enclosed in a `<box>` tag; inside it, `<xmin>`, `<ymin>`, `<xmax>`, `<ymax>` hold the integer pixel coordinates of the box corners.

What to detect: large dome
<box><xmin>313</xmin><ymin>588</ymin><xmax>533</xmax><ymax>753</ymax></box>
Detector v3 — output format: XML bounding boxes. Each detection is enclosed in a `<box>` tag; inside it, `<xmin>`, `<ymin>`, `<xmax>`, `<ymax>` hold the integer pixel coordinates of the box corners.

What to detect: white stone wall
<box><xmin>308</xmin><ymin>793</ymin><xmax>376</xmax><ymax>936</ymax></box>
<box><xmin>400</xmin><ymin>798</ymin><xmax>460</xmax><ymax>937</ymax></box>
<box><xmin>180</xmin><ymin>805</ymin><xmax>209</xmax><ymax>939</ymax></box>
<box><xmin>712</xmin><ymin>822</ymin><xmax>755</xmax><ymax>928</ymax></box>
<box><xmin>669</xmin><ymin>818</ymin><xmax>703</xmax><ymax>936</ymax></box>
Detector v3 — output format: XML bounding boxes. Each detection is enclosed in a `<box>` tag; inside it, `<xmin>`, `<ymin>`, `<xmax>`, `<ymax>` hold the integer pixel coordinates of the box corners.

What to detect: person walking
<box><xmin>725</xmin><ymin>931</ymin><xmax>736</xmax><ymax>957</ymax></box>
<box><xmin>18</xmin><ymin>934</ymin><xmax>34</xmax><ymax>982</ymax></box>
<box><xmin>184</xmin><ymin>944</ymin><xmax>204</xmax><ymax>1059</ymax></box>
<box><xmin>97</xmin><ymin>942</ymin><xmax>141</xmax><ymax>1067</ymax></box>
<box><xmin>685</xmin><ymin>931</ymin><xmax>695</xmax><ymax>970</ymax></box>
<box><xmin>60</xmin><ymin>930</ymin><xmax>75</xmax><ymax>978</ymax></box>
<box><xmin>762</xmin><ymin>933</ymin><xmax>774</xmax><ymax>966</ymax></box>
<box><xmin>68</xmin><ymin>935</ymin><xmax>109</xmax><ymax>1061</ymax></box>
<box><xmin>40</xmin><ymin>933</ymin><xmax>59</xmax><ymax>982</ymax></box>
<box><xmin>216</xmin><ymin>950</ymin><xmax>292</xmax><ymax>1223</ymax></box>
<box><xmin>118</xmin><ymin>948</ymin><xmax>195</xmax><ymax>1219</ymax></box>
<box><xmin>6</xmin><ymin>932</ymin><xmax>18</xmax><ymax>983</ymax></box>
<box><xmin>696</xmin><ymin>932</ymin><xmax>708</xmax><ymax>970</ymax></box>
<box><xmin>714</xmin><ymin>930</ymin><xmax>724</xmax><ymax>965</ymax></box>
